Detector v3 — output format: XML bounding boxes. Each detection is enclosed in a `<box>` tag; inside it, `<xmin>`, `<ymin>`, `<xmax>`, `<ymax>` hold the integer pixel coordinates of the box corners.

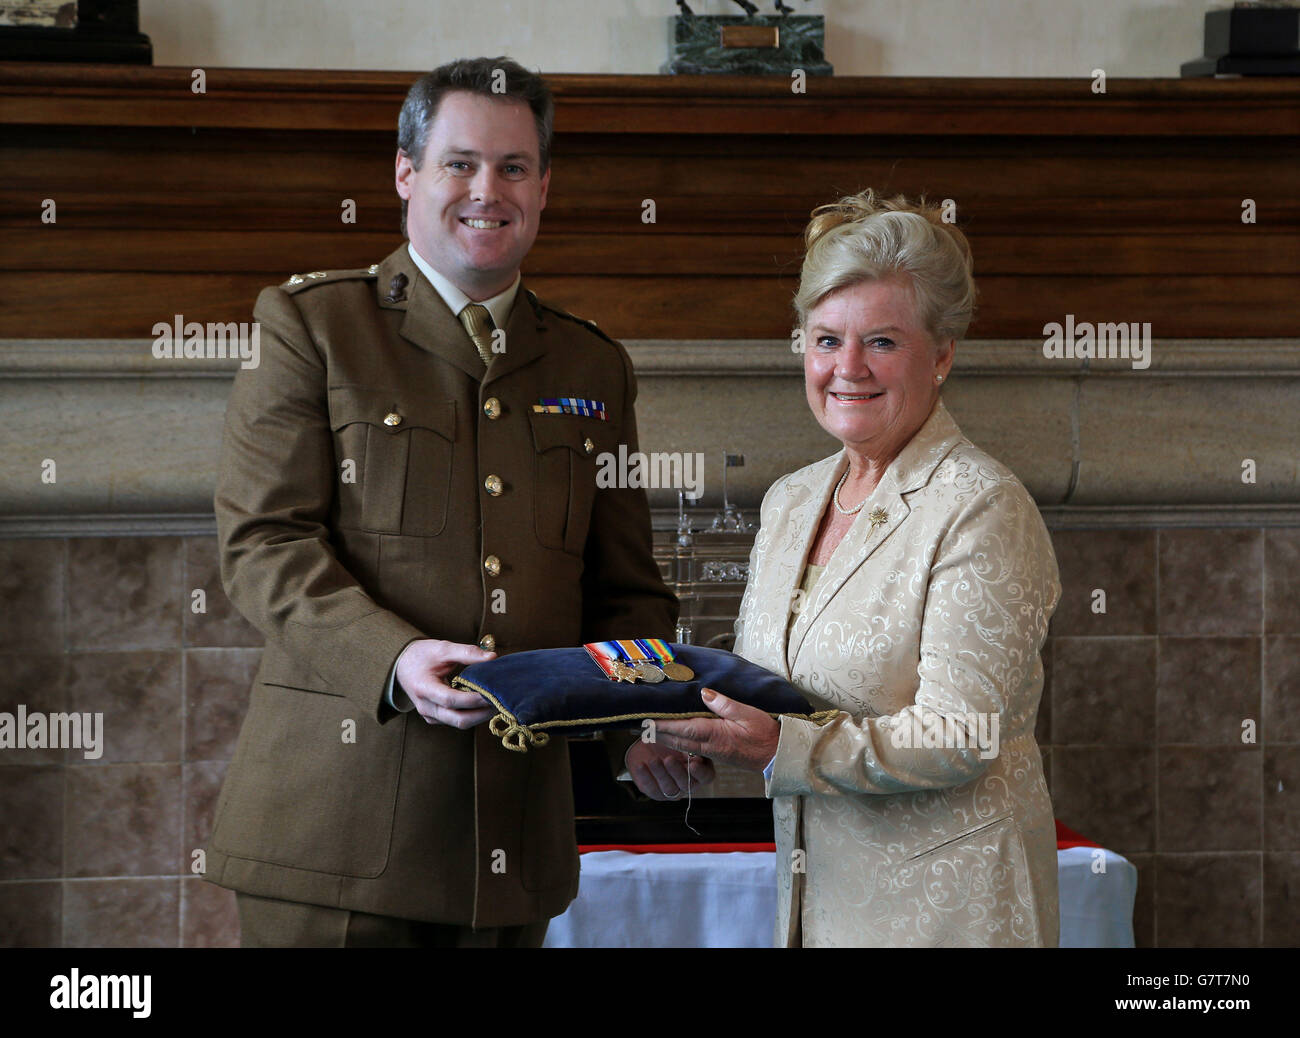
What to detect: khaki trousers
<box><xmin>236</xmin><ymin>893</ymin><xmax>550</xmax><ymax>948</ymax></box>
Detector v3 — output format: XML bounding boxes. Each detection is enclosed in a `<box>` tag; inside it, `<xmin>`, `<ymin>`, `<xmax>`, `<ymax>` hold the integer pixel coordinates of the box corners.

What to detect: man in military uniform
<box><xmin>204</xmin><ymin>57</ymin><xmax>709</xmax><ymax>947</ymax></box>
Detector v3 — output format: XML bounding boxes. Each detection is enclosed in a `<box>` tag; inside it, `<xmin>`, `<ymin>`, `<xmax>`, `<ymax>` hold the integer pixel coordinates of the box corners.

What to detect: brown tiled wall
<box><xmin>1043</xmin><ymin>527</ymin><xmax>1300</xmax><ymax>948</ymax></box>
<box><xmin>0</xmin><ymin>536</ymin><xmax>258</xmax><ymax>947</ymax></box>
<box><xmin>2</xmin><ymin>528</ymin><xmax>1297</xmax><ymax>947</ymax></box>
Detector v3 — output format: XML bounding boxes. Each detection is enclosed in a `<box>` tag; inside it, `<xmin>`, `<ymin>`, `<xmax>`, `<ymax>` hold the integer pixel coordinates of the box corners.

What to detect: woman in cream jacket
<box><xmin>656</xmin><ymin>190</ymin><xmax>1061</xmax><ymax>947</ymax></box>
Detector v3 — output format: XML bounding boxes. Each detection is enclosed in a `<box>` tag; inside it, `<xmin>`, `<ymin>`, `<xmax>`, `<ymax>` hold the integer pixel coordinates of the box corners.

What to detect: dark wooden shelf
<box><xmin>2</xmin><ymin>64</ymin><xmax>1298</xmax><ymax>134</ymax></box>
<box><xmin>2</xmin><ymin>65</ymin><xmax>1296</xmax><ymax>339</ymax></box>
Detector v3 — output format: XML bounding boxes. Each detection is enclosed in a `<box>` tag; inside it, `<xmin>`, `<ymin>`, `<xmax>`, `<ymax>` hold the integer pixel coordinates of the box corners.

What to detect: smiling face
<box><xmin>804</xmin><ymin>277</ymin><xmax>955</xmax><ymax>464</ymax></box>
<box><xmin>395</xmin><ymin>90</ymin><xmax>550</xmax><ymax>300</ymax></box>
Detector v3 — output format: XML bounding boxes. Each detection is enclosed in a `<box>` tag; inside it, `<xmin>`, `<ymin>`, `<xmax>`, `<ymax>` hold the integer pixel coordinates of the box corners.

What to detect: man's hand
<box><xmin>653</xmin><ymin>689</ymin><xmax>781</xmax><ymax>772</ymax></box>
<box><xmin>625</xmin><ymin>739</ymin><xmax>716</xmax><ymax>801</ymax></box>
<box><xmin>394</xmin><ymin>639</ymin><xmax>496</xmax><ymax>728</ymax></box>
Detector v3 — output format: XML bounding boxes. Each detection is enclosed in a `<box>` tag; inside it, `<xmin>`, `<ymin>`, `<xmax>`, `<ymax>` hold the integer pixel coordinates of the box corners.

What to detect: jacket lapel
<box><xmin>483</xmin><ymin>287</ymin><xmax>548</xmax><ymax>386</ymax></box>
<box><xmin>786</xmin><ymin>476</ymin><xmax>910</xmax><ymax>673</ymax></box>
<box><xmin>373</xmin><ymin>245</ymin><xmax>483</xmax><ymax>380</ymax></box>
<box><xmin>785</xmin><ymin>402</ymin><xmax>967</xmax><ymax>674</ymax></box>
<box><xmin>767</xmin><ymin>458</ymin><xmax>839</xmax><ymax>678</ymax></box>
<box><xmin>374</xmin><ymin>245</ymin><xmax>551</xmax><ymax>383</ymax></box>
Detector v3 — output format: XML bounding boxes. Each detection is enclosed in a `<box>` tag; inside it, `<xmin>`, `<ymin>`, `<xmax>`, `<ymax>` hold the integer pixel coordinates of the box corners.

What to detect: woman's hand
<box><xmin>625</xmin><ymin>741</ymin><xmax>716</xmax><ymax>801</ymax></box>
<box><xmin>654</xmin><ymin>689</ymin><xmax>781</xmax><ymax>773</ymax></box>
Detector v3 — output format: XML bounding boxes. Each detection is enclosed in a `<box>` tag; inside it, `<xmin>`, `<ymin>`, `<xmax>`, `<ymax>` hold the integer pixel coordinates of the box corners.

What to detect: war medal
<box><xmin>584</xmin><ymin>638</ymin><xmax>690</xmax><ymax>683</ymax></box>
<box><xmin>611</xmin><ymin>660</ymin><xmax>640</xmax><ymax>683</ymax></box>
<box><xmin>633</xmin><ymin>662</ymin><xmax>665</xmax><ymax>683</ymax></box>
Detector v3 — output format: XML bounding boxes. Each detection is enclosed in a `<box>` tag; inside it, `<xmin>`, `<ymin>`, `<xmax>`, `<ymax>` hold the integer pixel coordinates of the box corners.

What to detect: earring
<box><xmin>936</xmin><ymin>375</ymin><xmax>945</xmax><ymax>384</ymax></box>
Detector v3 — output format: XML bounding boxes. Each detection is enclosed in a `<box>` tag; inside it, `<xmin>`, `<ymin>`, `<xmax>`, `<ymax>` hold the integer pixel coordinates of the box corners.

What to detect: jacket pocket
<box><xmin>329</xmin><ymin>385</ymin><xmax>455</xmax><ymax>537</ymax></box>
<box><xmin>528</xmin><ymin>412</ymin><xmax>608</xmax><ymax>555</ymax></box>
<box><xmin>905</xmin><ymin>813</ymin><xmax>1017</xmax><ymax>862</ymax></box>
<box><xmin>211</xmin><ymin>681</ymin><xmax>405</xmax><ymax>878</ymax></box>
<box><xmin>898</xmin><ymin>814</ymin><xmax>1041</xmax><ymax>946</ymax></box>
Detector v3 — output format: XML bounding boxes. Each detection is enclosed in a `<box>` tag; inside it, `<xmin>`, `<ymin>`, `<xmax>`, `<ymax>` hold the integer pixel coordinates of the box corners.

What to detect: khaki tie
<box><xmin>458</xmin><ymin>303</ymin><xmax>495</xmax><ymax>368</ymax></box>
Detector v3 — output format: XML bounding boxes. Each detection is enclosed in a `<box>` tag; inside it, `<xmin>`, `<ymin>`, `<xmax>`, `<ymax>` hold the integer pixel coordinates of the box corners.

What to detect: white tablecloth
<box><xmin>1056</xmin><ymin>845</ymin><xmax>1138</xmax><ymax>948</ymax></box>
<box><xmin>544</xmin><ymin>847</ymin><xmax>1137</xmax><ymax>948</ymax></box>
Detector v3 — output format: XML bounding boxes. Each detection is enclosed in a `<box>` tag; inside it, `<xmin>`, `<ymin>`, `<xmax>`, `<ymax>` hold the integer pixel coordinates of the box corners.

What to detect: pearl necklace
<box><xmin>833</xmin><ymin>469</ymin><xmax>865</xmax><ymax>516</ymax></box>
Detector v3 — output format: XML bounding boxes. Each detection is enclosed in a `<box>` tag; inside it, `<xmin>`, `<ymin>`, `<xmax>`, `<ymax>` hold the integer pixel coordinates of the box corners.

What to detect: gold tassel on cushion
<box><xmin>488</xmin><ymin>712</ymin><xmax>550</xmax><ymax>753</ymax></box>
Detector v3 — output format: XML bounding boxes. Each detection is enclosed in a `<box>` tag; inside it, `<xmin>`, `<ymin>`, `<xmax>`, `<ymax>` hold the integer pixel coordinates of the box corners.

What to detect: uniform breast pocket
<box><xmin>329</xmin><ymin>385</ymin><xmax>456</xmax><ymax>537</ymax></box>
<box><xmin>529</xmin><ymin>412</ymin><xmax>605</xmax><ymax>555</ymax></box>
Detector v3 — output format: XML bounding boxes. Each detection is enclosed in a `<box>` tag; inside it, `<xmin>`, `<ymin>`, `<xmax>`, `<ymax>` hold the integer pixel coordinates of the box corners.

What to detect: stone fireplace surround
<box><xmin>2</xmin><ymin>335</ymin><xmax>1298</xmax><ymax>947</ymax></box>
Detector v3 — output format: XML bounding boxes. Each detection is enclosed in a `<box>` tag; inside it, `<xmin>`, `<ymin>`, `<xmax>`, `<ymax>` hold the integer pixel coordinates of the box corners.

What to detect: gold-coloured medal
<box><xmin>662</xmin><ymin>662</ymin><xmax>694</xmax><ymax>681</ymax></box>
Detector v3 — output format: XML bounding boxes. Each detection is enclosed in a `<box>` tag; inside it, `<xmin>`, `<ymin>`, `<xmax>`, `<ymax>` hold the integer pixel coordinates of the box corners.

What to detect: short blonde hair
<box><xmin>794</xmin><ymin>189</ymin><xmax>976</xmax><ymax>345</ymax></box>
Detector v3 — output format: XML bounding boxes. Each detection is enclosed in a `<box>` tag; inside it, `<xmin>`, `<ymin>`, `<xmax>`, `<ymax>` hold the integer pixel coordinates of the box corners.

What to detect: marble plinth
<box><xmin>661</xmin><ymin>14</ymin><xmax>833</xmax><ymax>76</ymax></box>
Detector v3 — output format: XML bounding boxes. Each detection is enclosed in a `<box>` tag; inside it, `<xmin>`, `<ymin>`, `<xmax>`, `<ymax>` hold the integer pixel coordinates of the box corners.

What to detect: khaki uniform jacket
<box><xmin>735</xmin><ymin>402</ymin><xmax>1060</xmax><ymax>947</ymax></box>
<box><xmin>204</xmin><ymin>243</ymin><xmax>677</xmax><ymax>927</ymax></box>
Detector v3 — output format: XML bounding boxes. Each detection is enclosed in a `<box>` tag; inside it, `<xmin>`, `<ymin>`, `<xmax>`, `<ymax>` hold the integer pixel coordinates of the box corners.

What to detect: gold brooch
<box><xmin>867</xmin><ymin>506</ymin><xmax>889</xmax><ymax>531</ymax></box>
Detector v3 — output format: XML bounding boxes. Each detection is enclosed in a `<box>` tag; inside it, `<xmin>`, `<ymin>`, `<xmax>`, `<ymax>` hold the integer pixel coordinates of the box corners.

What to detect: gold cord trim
<box><xmin>452</xmin><ymin>677</ymin><xmax>841</xmax><ymax>752</ymax></box>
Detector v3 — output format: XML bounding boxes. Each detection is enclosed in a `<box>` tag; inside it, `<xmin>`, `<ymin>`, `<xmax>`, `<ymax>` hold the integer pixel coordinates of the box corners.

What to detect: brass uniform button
<box><xmin>483</xmin><ymin>397</ymin><xmax>502</xmax><ymax>420</ymax></box>
<box><xmin>484</xmin><ymin>474</ymin><xmax>503</xmax><ymax>496</ymax></box>
<box><xmin>383</xmin><ymin>412</ymin><xmax>402</xmax><ymax>427</ymax></box>
<box><xmin>478</xmin><ymin>634</ymin><xmax>496</xmax><ymax>652</ymax></box>
<box><xmin>583</xmin><ymin>437</ymin><xmax>595</xmax><ymax>455</ymax></box>
<box><xmin>483</xmin><ymin>554</ymin><xmax>502</xmax><ymax>577</ymax></box>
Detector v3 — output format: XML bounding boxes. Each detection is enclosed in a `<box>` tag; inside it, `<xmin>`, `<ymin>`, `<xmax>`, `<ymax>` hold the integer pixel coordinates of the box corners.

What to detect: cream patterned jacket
<box><xmin>735</xmin><ymin>401</ymin><xmax>1061</xmax><ymax>947</ymax></box>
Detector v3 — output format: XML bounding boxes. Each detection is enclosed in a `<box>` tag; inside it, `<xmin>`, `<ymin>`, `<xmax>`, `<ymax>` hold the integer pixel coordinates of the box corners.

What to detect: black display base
<box><xmin>0</xmin><ymin>26</ymin><xmax>152</xmax><ymax>63</ymax></box>
<box><xmin>575</xmin><ymin>801</ymin><xmax>776</xmax><ymax>845</ymax></box>
<box><xmin>1182</xmin><ymin>6</ymin><xmax>1300</xmax><ymax>77</ymax></box>
<box><xmin>569</xmin><ymin>737</ymin><xmax>775</xmax><ymax>845</ymax></box>
<box><xmin>1181</xmin><ymin>54</ymin><xmax>1300</xmax><ymax>77</ymax></box>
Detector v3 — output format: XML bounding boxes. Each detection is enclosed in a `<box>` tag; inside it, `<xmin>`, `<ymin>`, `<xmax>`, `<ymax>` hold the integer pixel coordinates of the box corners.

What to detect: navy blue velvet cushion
<box><xmin>451</xmin><ymin>643</ymin><xmax>820</xmax><ymax>752</ymax></box>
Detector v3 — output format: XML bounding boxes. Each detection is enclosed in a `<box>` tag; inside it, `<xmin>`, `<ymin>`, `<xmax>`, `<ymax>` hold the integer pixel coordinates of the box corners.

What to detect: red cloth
<box><xmin>580</xmin><ymin>821</ymin><xmax>1101</xmax><ymax>855</ymax></box>
<box><xmin>1054</xmin><ymin>819</ymin><xmax>1100</xmax><ymax>849</ymax></box>
<box><xmin>579</xmin><ymin>843</ymin><xmax>775</xmax><ymax>854</ymax></box>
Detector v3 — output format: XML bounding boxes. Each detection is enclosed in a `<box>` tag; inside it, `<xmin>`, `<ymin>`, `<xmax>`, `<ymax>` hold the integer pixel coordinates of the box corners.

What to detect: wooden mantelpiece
<box><xmin>1</xmin><ymin>64</ymin><xmax>1297</xmax><ymax>339</ymax></box>
<box><xmin>3</xmin><ymin>65</ymin><xmax>1299</xmax><ymax>134</ymax></box>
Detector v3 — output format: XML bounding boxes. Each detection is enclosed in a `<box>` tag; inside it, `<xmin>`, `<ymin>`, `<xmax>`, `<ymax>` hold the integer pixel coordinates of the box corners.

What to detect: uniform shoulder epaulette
<box><xmin>531</xmin><ymin>292</ymin><xmax>621</xmax><ymax>349</ymax></box>
<box><xmin>280</xmin><ymin>264</ymin><xmax>381</xmax><ymax>294</ymax></box>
